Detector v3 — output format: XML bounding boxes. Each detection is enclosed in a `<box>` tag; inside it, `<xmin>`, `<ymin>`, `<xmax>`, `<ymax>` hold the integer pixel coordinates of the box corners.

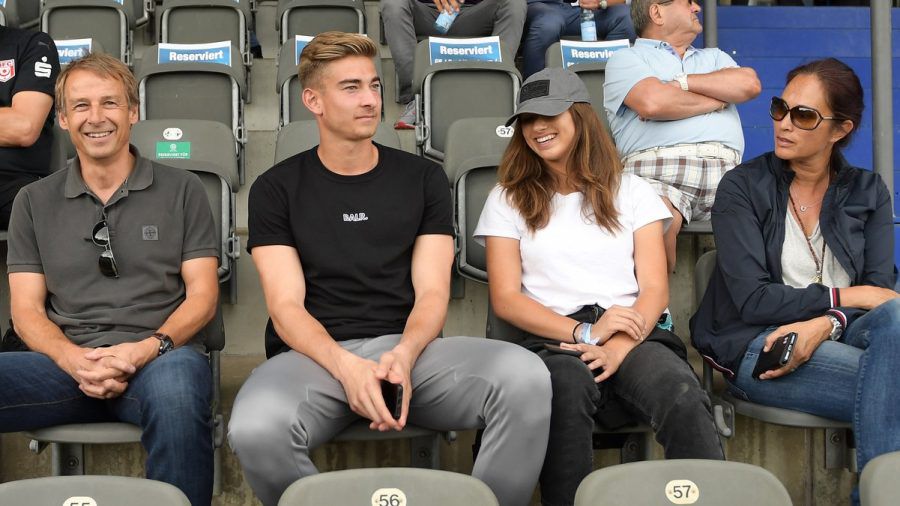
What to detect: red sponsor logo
<box><xmin>0</xmin><ymin>59</ymin><xmax>14</xmax><ymax>83</ymax></box>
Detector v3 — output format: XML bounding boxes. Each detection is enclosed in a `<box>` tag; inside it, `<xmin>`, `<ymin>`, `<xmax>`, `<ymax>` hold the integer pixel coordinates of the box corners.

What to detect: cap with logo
<box><xmin>505</xmin><ymin>67</ymin><xmax>591</xmax><ymax>126</ymax></box>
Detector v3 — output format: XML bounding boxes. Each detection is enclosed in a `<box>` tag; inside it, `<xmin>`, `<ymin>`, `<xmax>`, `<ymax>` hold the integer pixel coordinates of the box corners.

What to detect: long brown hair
<box><xmin>498</xmin><ymin>102</ymin><xmax>622</xmax><ymax>233</ymax></box>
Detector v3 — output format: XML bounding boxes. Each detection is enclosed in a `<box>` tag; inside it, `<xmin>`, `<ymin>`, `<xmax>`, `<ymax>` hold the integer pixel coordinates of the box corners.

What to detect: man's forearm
<box><xmin>12</xmin><ymin>307</ymin><xmax>79</xmax><ymax>366</ymax></box>
<box><xmin>155</xmin><ymin>291</ymin><xmax>218</xmax><ymax>348</ymax></box>
<box><xmin>0</xmin><ymin>107</ymin><xmax>42</xmax><ymax>147</ymax></box>
<box><xmin>395</xmin><ymin>290</ymin><xmax>447</xmax><ymax>359</ymax></box>
<box><xmin>632</xmin><ymin>84</ymin><xmax>726</xmax><ymax>121</ymax></box>
<box><xmin>685</xmin><ymin>67</ymin><xmax>761</xmax><ymax>105</ymax></box>
<box><xmin>271</xmin><ymin>303</ymin><xmax>360</xmax><ymax>379</ymax></box>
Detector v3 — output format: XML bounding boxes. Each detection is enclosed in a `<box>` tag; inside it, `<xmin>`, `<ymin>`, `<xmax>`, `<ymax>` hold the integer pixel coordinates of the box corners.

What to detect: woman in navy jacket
<box><xmin>691</xmin><ymin>58</ymin><xmax>900</xmax><ymax>494</ymax></box>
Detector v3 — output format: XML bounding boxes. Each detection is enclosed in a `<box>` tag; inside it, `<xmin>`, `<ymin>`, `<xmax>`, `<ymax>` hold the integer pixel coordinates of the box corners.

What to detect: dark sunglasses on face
<box><xmin>769</xmin><ymin>96</ymin><xmax>842</xmax><ymax>131</ymax></box>
<box><xmin>92</xmin><ymin>219</ymin><xmax>119</xmax><ymax>278</ymax></box>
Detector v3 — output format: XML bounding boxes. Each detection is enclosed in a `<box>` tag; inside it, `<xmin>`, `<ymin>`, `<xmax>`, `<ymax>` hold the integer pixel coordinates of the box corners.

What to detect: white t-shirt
<box><xmin>474</xmin><ymin>174</ymin><xmax>672</xmax><ymax>315</ymax></box>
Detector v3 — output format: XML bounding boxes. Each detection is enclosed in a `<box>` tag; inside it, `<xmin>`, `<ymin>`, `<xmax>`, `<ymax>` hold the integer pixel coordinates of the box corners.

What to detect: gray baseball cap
<box><xmin>505</xmin><ymin>67</ymin><xmax>591</xmax><ymax>126</ymax></box>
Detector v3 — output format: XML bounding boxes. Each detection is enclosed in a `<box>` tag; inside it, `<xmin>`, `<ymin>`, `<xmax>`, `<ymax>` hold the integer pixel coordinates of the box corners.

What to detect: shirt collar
<box><xmin>64</xmin><ymin>145</ymin><xmax>154</xmax><ymax>199</ymax></box>
<box><xmin>635</xmin><ymin>38</ymin><xmax>698</xmax><ymax>59</ymax></box>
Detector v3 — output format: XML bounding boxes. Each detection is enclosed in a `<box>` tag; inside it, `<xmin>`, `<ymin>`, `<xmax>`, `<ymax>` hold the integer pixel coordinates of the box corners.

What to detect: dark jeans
<box><xmin>0</xmin><ymin>347</ymin><xmax>214</xmax><ymax>506</ymax></box>
<box><xmin>537</xmin><ymin>340</ymin><xmax>724</xmax><ymax>506</ymax></box>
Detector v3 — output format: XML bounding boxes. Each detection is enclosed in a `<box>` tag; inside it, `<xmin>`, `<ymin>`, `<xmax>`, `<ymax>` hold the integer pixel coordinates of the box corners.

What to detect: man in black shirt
<box><xmin>228</xmin><ymin>32</ymin><xmax>552</xmax><ymax>506</ymax></box>
<box><xmin>0</xmin><ymin>25</ymin><xmax>59</xmax><ymax>229</ymax></box>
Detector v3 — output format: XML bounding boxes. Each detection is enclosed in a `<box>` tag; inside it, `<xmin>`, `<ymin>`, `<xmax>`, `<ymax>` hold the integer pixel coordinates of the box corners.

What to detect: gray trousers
<box><xmin>228</xmin><ymin>334</ymin><xmax>552</xmax><ymax>506</ymax></box>
<box><xmin>381</xmin><ymin>0</ymin><xmax>527</xmax><ymax>103</ymax></box>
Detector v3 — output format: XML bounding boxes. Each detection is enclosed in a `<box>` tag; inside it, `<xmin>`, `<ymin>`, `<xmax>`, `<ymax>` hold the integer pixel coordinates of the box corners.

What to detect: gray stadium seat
<box><xmin>130</xmin><ymin>119</ymin><xmax>240</xmax><ymax>302</ymax></box>
<box><xmin>41</xmin><ymin>0</ymin><xmax>135</xmax><ymax>66</ymax></box>
<box><xmin>159</xmin><ymin>0</ymin><xmax>254</xmax><ymax>68</ymax></box>
<box><xmin>276</xmin><ymin>0</ymin><xmax>365</xmax><ymax>45</ymax></box>
<box><xmin>0</xmin><ymin>0</ymin><xmax>19</xmax><ymax>26</ymax></box>
<box><xmin>694</xmin><ymin>250</ymin><xmax>855</xmax><ymax>470</ymax></box>
<box><xmin>574</xmin><ymin>460</ymin><xmax>792</xmax><ymax>506</ymax></box>
<box><xmin>861</xmin><ymin>451</ymin><xmax>900</xmax><ymax>506</ymax></box>
<box><xmin>25</xmin><ymin>305</ymin><xmax>227</xmax><ymax>491</ymax></box>
<box><xmin>278</xmin><ymin>468</ymin><xmax>498</xmax><ymax>506</ymax></box>
<box><xmin>136</xmin><ymin>42</ymin><xmax>247</xmax><ymax>184</ymax></box>
<box><xmin>545</xmin><ymin>42</ymin><xmax>608</xmax><ymax>130</ymax></box>
<box><xmin>276</xmin><ymin>36</ymin><xmax>384</xmax><ymax>126</ymax></box>
<box><xmin>0</xmin><ymin>475</ymin><xmax>190</xmax><ymax>505</ymax></box>
<box><xmin>412</xmin><ymin>38</ymin><xmax>520</xmax><ymax>162</ymax></box>
<box><xmin>442</xmin><ymin>117</ymin><xmax>511</xmax><ymax>282</ymax></box>
<box><xmin>274</xmin><ymin>119</ymin><xmax>400</xmax><ymax>164</ymax></box>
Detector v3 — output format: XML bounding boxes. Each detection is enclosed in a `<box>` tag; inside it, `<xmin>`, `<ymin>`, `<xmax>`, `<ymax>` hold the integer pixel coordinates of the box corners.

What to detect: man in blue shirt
<box><xmin>604</xmin><ymin>0</ymin><xmax>760</xmax><ymax>271</ymax></box>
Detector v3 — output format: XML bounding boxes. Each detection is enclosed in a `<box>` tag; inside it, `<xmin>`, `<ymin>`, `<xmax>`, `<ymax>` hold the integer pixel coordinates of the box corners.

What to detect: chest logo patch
<box><xmin>34</xmin><ymin>56</ymin><xmax>52</xmax><ymax>78</ymax></box>
<box><xmin>0</xmin><ymin>59</ymin><xmax>15</xmax><ymax>83</ymax></box>
<box><xmin>343</xmin><ymin>212</ymin><xmax>369</xmax><ymax>222</ymax></box>
<box><xmin>142</xmin><ymin>225</ymin><xmax>159</xmax><ymax>241</ymax></box>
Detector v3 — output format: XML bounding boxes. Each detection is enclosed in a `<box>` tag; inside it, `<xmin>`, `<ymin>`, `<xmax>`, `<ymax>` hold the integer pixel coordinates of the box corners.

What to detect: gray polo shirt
<box><xmin>7</xmin><ymin>146</ymin><xmax>218</xmax><ymax>348</ymax></box>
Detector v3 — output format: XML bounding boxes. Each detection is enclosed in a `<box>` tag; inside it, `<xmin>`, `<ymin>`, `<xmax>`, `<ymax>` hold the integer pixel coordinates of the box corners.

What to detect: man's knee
<box><xmin>486</xmin><ymin>347</ymin><xmax>552</xmax><ymax>422</ymax></box>
<box><xmin>526</xmin><ymin>4</ymin><xmax>567</xmax><ymax>36</ymax></box>
<box><xmin>138</xmin><ymin>349</ymin><xmax>212</xmax><ymax>419</ymax></box>
<box><xmin>380</xmin><ymin>0</ymin><xmax>412</xmax><ymax>18</ymax></box>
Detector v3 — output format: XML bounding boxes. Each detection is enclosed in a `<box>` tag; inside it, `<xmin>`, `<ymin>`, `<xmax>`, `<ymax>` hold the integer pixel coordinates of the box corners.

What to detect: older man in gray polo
<box><xmin>604</xmin><ymin>0</ymin><xmax>760</xmax><ymax>271</ymax></box>
<box><xmin>0</xmin><ymin>52</ymin><xmax>219</xmax><ymax>506</ymax></box>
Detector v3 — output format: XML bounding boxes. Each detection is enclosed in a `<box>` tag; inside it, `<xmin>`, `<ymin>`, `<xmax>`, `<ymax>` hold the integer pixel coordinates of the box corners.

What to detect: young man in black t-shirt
<box><xmin>229</xmin><ymin>32</ymin><xmax>552</xmax><ymax>506</ymax></box>
<box><xmin>0</xmin><ymin>25</ymin><xmax>59</xmax><ymax>229</ymax></box>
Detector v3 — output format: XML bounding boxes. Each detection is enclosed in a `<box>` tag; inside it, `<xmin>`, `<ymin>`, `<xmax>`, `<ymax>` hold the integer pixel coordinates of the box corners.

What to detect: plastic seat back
<box><xmin>0</xmin><ymin>476</ymin><xmax>190</xmax><ymax>506</ymax></box>
<box><xmin>277</xmin><ymin>0</ymin><xmax>365</xmax><ymax>45</ymax></box>
<box><xmin>41</xmin><ymin>0</ymin><xmax>133</xmax><ymax>65</ymax></box>
<box><xmin>575</xmin><ymin>460</ymin><xmax>792</xmax><ymax>506</ymax></box>
<box><xmin>278</xmin><ymin>468</ymin><xmax>498</xmax><ymax>506</ymax></box>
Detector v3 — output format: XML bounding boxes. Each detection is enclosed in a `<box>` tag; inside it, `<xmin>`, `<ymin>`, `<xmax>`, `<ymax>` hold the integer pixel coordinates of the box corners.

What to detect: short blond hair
<box><xmin>56</xmin><ymin>52</ymin><xmax>138</xmax><ymax>115</ymax></box>
<box><xmin>298</xmin><ymin>31</ymin><xmax>378</xmax><ymax>89</ymax></box>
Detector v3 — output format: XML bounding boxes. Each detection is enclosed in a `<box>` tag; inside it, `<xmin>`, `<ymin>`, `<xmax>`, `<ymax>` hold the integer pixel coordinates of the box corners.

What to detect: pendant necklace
<box><xmin>789</xmin><ymin>193</ymin><xmax>826</xmax><ymax>284</ymax></box>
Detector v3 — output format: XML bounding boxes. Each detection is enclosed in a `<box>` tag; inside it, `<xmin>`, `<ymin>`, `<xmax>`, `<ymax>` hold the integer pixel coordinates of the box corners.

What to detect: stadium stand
<box><xmin>694</xmin><ymin>250</ymin><xmax>856</xmax><ymax>471</ymax></box>
<box><xmin>275</xmin><ymin>0</ymin><xmax>365</xmax><ymax>46</ymax></box>
<box><xmin>277</xmin><ymin>468</ymin><xmax>498</xmax><ymax>506</ymax></box>
<box><xmin>412</xmin><ymin>37</ymin><xmax>520</xmax><ymax>162</ymax></box>
<box><xmin>136</xmin><ymin>42</ymin><xmax>248</xmax><ymax>184</ymax></box>
<box><xmin>0</xmin><ymin>475</ymin><xmax>191</xmax><ymax>505</ymax></box>
<box><xmin>574</xmin><ymin>460</ymin><xmax>792</xmax><ymax>506</ymax></box>
<box><xmin>41</xmin><ymin>0</ymin><xmax>135</xmax><ymax>66</ymax></box>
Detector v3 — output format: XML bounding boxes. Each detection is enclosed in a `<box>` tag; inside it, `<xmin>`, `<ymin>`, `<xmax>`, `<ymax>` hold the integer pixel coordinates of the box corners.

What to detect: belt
<box><xmin>622</xmin><ymin>142</ymin><xmax>741</xmax><ymax>166</ymax></box>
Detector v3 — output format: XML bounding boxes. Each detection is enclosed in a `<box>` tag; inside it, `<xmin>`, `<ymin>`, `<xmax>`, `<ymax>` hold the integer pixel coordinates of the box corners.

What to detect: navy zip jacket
<box><xmin>690</xmin><ymin>151</ymin><xmax>895</xmax><ymax>378</ymax></box>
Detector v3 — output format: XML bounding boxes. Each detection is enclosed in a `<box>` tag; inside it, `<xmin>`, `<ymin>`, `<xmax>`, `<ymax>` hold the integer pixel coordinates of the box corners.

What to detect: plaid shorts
<box><xmin>623</xmin><ymin>156</ymin><xmax>735</xmax><ymax>223</ymax></box>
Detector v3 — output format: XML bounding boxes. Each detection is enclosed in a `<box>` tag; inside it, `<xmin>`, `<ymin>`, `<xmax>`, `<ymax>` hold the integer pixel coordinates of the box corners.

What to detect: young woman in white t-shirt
<box><xmin>474</xmin><ymin>68</ymin><xmax>724</xmax><ymax>506</ymax></box>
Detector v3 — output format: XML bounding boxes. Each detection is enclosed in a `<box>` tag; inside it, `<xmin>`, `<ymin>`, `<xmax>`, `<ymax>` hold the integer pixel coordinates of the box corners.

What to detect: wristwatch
<box><xmin>825</xmin><ymin>315</ymin><xmax>843</xmax><ymax>341</ymax></box>
<box><xmin>599</xmin><ymin>0</ymin><xmax>608</xmax><ymax>9</ymax></box>
<box><xmin>151</xmin><ymin>332</ymin><xmax>175</xmax><ymax>356</ymax></box>
<box><xmin>673</xmin><ymin>73</ymin><xmax>689</xmax><ymax>91</ymax></box>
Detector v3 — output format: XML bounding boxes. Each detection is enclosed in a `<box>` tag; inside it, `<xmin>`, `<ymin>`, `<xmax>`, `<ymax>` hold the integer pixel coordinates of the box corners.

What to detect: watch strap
<box><xmin>151</xmin><ymin>332</ymin><xmax>175</xmax><ymax>356</ymax></box>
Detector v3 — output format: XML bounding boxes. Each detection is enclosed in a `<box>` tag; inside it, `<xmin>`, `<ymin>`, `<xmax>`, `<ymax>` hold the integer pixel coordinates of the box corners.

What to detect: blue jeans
<box><xmin>0</xmin><ymin>347</ymin><xmax>214</xmax><ymax>506</ymax></box>
<box><xmin>728</xmin><ymin>298</ymin><xmax>900</xmax><ymax>502</ymax></box>
<box><xmin>523</xmin><ymin>2</ymin><xmax>635</xmax><ymax>78</ymax></box>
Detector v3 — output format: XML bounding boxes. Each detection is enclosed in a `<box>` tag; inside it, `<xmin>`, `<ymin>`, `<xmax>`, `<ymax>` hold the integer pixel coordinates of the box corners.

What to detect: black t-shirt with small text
<box><xmin>0</xmin><ymin>26</ymin><xmax>59</xmax><ymax>177</ymax></box>
<box><xmin>248</xmin><ymin>143</ymin><xmax>454</xmax><ymax>357</ymax></box>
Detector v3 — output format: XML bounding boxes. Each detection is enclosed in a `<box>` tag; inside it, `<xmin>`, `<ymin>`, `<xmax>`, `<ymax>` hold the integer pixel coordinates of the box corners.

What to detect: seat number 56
<box><xmin>371</xmin><ymin>488</ymin><xmax>407</xmax><ymax>506</ymax></box>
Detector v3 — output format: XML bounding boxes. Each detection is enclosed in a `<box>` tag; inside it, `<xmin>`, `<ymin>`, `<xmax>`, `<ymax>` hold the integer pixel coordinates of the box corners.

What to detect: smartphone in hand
<box><xmin>543</xmin><ymin>343</ymin><xmax>583</xmax><ymax>357</ymax></box>
<box><xmin>380</xmin><ymin>380</ymin><xmax>403</xmax><ymax>420</ymax></box>
<box><xmin>752</xmin><ymin>332</ymin><xmax>798</xmax><ymax>378</ymax></box>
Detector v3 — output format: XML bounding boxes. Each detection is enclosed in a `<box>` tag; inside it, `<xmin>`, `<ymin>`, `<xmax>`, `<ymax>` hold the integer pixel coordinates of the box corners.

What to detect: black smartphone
<box><xmin>543</xmin><ymin>343</ymin><xmax>583</xmax><ymax>357</ymax></box>
<box><xmin>380</xmin><ymin>380</ymin><xmax>403</xmax><ymax>420</ymax></box>
<box><xmin>752</xmin><ymin>332</ymin><xmax>798</xmax><ymax>378</ymax></box>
